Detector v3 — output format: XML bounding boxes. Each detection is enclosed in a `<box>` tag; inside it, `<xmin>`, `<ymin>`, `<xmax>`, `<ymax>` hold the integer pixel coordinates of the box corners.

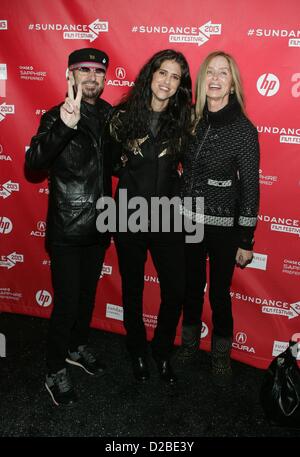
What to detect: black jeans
<box><xmin>115</xmin><ymin>234</ymin><xmax>185</xmax><ymax>360</ymax></box>
<box><xmin>46</xmin><ymin>243</ymin><xmax>106</xmax><ymax>373</ymax></box>
<box><xmin>183</xmin><ymin>227</ymin><xmax>238</xmax><ymax>338</ymax></box>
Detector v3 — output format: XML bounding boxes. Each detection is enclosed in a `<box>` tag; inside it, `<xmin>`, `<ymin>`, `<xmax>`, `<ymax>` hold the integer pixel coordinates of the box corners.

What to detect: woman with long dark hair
<box><xmin>108</xmin><ymin>49</ymin><xmax>192</xmax><ymax>384</ymax></box>
<box><xmin>179</xmin><ymin>51</ymin><xmax>259</xmax><ymax>387</ymax></box>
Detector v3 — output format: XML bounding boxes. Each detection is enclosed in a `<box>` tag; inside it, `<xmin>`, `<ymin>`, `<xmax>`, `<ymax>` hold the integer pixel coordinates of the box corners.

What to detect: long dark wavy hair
<box><xmin>115</xmin><ymin>49</ymin><xmax>192</xmax><ymax>156</ymax></box>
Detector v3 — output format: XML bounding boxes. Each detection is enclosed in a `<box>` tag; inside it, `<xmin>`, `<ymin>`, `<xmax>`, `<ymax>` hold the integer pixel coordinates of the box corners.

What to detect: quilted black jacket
<box><xmin>26</xmin><ymin>99</ymin><xmax>112</xmax><ymax>245</ymax></box>
<box><xmin>108</xmin><ymin>109</ymin><xmax>182</xmax><ymax>201</ymax></box>
<box><xmin>181</xmin><ymin>95</ymin><xmax>260</xmax><ymax>250</ymax></box>
<box><xmin>106</xmin><ymin>109</ymin><xmax>183</xmax><ymax>236</ymax></box>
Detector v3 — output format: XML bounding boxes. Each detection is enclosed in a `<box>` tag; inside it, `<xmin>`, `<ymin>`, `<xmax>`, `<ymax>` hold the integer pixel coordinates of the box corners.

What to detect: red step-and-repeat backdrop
<box><xmin>0</xmin><ymin>0</ymin><xmax>299</xmax><ymax>368</ymax></box>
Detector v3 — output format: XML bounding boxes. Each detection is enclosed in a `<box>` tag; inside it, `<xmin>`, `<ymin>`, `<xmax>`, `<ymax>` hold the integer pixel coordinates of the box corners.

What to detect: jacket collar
<box><xmin>81</xmin><ymin>99</ymin><xmax>102</xmax><ymax>115</ymax></box>
<box><xmin>203</xmin><ymin>94</ymin><xmax>241</xmax><ymax>127</ymax></box>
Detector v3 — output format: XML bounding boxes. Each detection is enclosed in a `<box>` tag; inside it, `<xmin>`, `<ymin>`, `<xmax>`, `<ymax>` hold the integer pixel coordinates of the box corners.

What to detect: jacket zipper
<box><xmin>189</xmin><ymin>124</ymin><xmax>210</xmax><ymax>194</ymax></box>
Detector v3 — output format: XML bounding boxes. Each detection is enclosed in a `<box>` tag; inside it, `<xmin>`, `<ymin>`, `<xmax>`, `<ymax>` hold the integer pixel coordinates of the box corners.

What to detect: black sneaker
<box><xmin>45</xmin><ymin>368</ymin><xmax>78</xmax><ymax>406</ymax></box>
<box><xmin>66</xmin><ymin>345</ymin><xmax>106</xmax><ymax>376</ymax></box>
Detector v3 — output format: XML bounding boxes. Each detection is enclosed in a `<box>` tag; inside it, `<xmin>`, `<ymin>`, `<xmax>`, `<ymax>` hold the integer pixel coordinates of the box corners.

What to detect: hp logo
<box><xmin>257</xmin><ymin>73</ymin><xmax>280</xmax><ymax>97</ymax></box>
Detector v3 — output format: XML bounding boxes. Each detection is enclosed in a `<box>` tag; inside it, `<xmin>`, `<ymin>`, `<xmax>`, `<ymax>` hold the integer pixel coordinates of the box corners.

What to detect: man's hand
<box><xmin>60</xmin><ymin>73</ymin><xmax>82</xmax><ymax>129</ymax></box>
<box><xmin>236</xmin><ymin>248</ymin><xmax>253</xmax><ymax>268</ymax></box>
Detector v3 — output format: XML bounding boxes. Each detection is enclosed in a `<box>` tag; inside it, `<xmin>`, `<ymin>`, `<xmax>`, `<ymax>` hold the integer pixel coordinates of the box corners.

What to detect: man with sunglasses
<box><xmin>26</xmin><ymin>48</ymin><xmax>112</xmax><ymax>406</ymax></box>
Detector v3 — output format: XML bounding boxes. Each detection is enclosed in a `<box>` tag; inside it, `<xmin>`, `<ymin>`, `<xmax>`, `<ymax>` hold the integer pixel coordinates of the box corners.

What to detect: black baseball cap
<box><xmin>68</xmin><ymin>48</ymin><xmax>109</xmax><ymax>71</ymax></box>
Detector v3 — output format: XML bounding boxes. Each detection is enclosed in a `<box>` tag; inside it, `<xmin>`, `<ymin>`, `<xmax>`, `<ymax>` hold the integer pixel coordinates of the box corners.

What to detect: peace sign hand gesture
<box><xmin>60</xmin><ymin>73</ymin><xmax>82</xmax><ymax>129</ymax></box>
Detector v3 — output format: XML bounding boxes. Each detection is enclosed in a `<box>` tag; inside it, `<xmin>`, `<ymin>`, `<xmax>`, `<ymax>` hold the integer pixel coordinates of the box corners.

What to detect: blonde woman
<box><xmin>180</xmin><ymin>51</ymin><xmax>260</xmax><ymax>386</ymax></box>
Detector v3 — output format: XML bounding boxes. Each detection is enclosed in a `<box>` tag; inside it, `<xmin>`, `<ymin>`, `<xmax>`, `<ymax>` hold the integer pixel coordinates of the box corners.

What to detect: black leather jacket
<box><xmin>26</xmin><ymin>98</ymin><xmax>112</xmax><ymax>246</ymax></box>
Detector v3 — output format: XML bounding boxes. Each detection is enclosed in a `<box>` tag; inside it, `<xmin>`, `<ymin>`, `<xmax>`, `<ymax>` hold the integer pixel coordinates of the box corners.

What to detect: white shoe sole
<box><xmin>45</xmin><ymin>382</ymin><xmax>59</xmax><ymax>406</ymax></box>
<box><xmin>65</xmin><ymin>357</ymin><xmax>95</xmax><ymax>375</ymax></box>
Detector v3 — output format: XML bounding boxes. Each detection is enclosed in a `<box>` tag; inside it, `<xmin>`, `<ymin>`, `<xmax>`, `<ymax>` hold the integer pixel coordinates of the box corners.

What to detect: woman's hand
<box><xmin>236</xmin><ymin>248</ymin><xmax>253</xmax><ymax>268</ymax></box>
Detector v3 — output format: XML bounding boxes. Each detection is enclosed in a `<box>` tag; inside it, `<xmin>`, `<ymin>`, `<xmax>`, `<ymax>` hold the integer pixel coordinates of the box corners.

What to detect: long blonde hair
<box><xmin>194</xmin><ymin>51</ymin><xmax>245</xmax><ymax>128</ymax></box>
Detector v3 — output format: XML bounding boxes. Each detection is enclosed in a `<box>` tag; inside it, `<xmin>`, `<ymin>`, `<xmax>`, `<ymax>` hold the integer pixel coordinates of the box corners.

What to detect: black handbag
<box><xmin>260</xmin><ymin>341</ymin><xmax>300</xmax><ymax>427</ymax></box>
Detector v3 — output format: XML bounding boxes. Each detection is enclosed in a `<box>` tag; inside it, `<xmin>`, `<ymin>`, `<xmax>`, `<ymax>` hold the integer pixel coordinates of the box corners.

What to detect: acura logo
<box><xmin>115</xmin><ymin>67</ymin><xmax>126</xmax><ymax>80</ymax></box>
<box><xmin>37</xmin><ymin>221</ymin><xmax>46</xmax><ymax>231</ymax></box>
<box><xmin>235</xmin><ymin>332</ymin><xmax>247</xmax><ymax>344</ymax></box>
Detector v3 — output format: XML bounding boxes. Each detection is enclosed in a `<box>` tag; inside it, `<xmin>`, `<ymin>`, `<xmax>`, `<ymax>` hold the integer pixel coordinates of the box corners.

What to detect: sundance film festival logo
<box><xmin>0</xmin><ymin>180</ymin><xmax>19</xmax><ymax>199</ymax></box>
<box><xmin>257</xmin><ymin>73</ymin><xmax>280</xmax><ymax>97</ymax></box>
<box><xmin>257</xmin><ymin>125</ymin><xmax>300</xmax><ymax>144</ymax></box>
<box><xmin>258</xmin><ymin>214</ymin><xmax>300</xmax><ymax>237</ymax></box>
<box><xmin>0</xmin><ymin>333</ymin><xmax>6</xmax><ymax>357</ymax></box>
<box><xmin>0</xmin><ymin>102</ymin><xmax>15</xmax><ymax>122</ymax></box>
<box><xmin>144</xmin><ymin>274</ymin><xmax>159</xmax><ymax>284</ymax></box>
<box><xmin>0</xmin><ymin>252</ymin><xmax>24</xmax><ymax>269</ymax></box>
<box><xmin>246</xmin><ymin>27</ymin><xmax>300</xmax><ymax>47</ymax></box>
<box><xmin>0</xmin><ymin>216</ymin><xmax>13</xmax><ymax>234</ymax></box>
<box><xmin>28</xmin><ymin>19</ymin><xmax>108</xmax><ymax>43</ymax></box>
<box><xmin>231</xmin><ymin>291</ymin><xmax>300</xmax><ymax>320</ymax></box>
<box><xmin>131</xmin><ymin>20</ymin><xmax>221</xmax><ymax>47</ymax></box>
<box><xmin>100</xmin><ymin>264</ymin><xmax>112</xmax><ymax>278</ymax></box>
<box><xmin>36</xmin><ymin>290</ymin><xmax>52</xmax><ymax>308</ymax></box>
<box><xmin>107</xmin><ymin>67</ymin><xmax>135</xmax><ymax>87</ymax></box>
<box><xmin>0</xmin><ymin>20</ymin><xmax>8</xmax><ymax>30</ymax></box>
<box><xmin>261</xmin><ymin>299</ymin><xmax>300</xmax><ymax>319</ymax></box>
<box><xmin>289</xmin><ymin>39</ymin><xmax>300</xmax><ymax>47</ymax></box>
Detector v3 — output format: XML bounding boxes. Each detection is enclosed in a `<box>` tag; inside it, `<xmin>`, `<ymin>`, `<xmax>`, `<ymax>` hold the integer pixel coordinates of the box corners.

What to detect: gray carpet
<box><xmin>0</xmin><ymin>312</ymin><xmax>299</xmax><ymax>449</ymax></box>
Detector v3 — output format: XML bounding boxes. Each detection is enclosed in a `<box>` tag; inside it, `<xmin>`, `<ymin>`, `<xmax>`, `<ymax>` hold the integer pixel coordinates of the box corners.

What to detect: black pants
<box><xmin>183</xmin><ymin>227</ymin><xmax>238</xmax><ymax>338</ymax></box>
<box><xmin>46</xmin><ymin>243</ymin><xmax>106</xmax><ymax>373</ymax></box>
<box><xmin>115</xmin><ymin>234</ymin><xmax>185</xmax><ymax>359</ymax></box>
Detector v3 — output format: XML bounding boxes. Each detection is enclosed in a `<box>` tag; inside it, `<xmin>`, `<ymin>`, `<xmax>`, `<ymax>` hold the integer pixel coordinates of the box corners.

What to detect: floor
<box><xmin>0</xmin><ymin>312</ymin><xmax>299</xmax><ymax>449</ymax></box>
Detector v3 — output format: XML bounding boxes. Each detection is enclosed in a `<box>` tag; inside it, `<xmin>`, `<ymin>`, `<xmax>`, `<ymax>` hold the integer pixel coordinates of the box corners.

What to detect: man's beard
<box><xmin>82</xmin><ymin>81</ymin><xmax>101</xmax><ymax>100</ymax></box>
